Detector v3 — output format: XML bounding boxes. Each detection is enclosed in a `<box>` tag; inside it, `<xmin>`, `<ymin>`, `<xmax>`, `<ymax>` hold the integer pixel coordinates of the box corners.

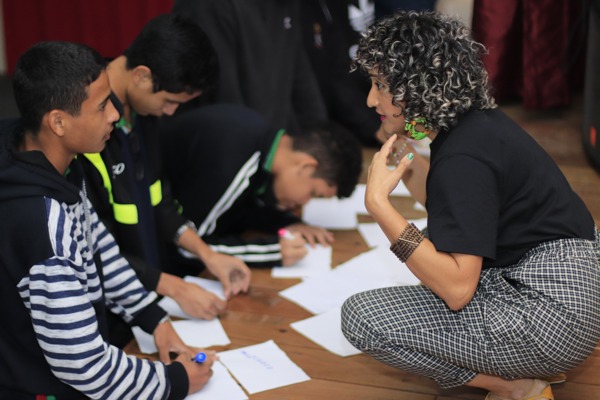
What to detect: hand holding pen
<box><xmin>177</xmin><ymin>350</ymin><xmax>217</xmax><ymax>395</ymax></box>
<box><xmin>278</xmin><ymin>228</ymin><xmax>308</xmax><ymax>266</ymax></box>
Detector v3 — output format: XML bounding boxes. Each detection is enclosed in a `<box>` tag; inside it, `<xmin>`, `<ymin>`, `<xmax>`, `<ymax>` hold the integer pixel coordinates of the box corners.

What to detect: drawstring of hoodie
<box><xmin>81</xmin><ymin>179</ymin><xmax>95</xmax><ymax>256</ymax></box>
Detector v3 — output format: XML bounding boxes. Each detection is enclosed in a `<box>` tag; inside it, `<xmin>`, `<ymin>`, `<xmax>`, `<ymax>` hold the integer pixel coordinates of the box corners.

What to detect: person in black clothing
<box><xmin>171</xmin><ymin>0</ymin><xmax>328</xmax><ymax>135</ymax></box>
<box><xmin>300</xmin><ymin>0</ymin><xmax>381</xmax><ymax>147</ymax></box>
<box><xmin>80</xmin><ymin>15</ymin><xmax>251</xmax><ymax>347</ymax></box>
<box><xmin>159</xmin><ymin>103</ymin><xmax>362</xmax><ymax>273</ymax></box>
<box><xmin>340</xmin><ymin>11</ymin><xmax>599</xmax><ymax>400</ymax></box>
<box><xmin>376</xmin><ymin>0</ymin><xmax>437</xmax><ymax>19</ymax></box>
<box><xmin>300</xmin><ymin>1</ymin><xmax>439</xmax><ymax>147</ymax></box>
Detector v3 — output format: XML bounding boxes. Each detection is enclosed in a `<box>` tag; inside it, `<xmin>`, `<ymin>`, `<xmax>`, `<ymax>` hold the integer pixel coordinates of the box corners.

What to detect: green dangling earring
<box><xmin>405</xmin><ymin>117</ymin><xmax>431</xmax><ymax>140</ymax></box>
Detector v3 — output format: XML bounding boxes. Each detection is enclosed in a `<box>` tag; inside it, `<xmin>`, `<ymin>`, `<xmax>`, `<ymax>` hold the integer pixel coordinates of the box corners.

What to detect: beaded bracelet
<box><xmin>390</xmin><ymin>223</ymin><xmax>425</xmax><ymax>262</ymax></box>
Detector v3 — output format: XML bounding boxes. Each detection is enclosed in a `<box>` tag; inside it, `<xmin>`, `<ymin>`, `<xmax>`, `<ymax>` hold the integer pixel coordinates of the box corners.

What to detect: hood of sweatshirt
<box><xmin>0</xmin><ymin>118</ymin><xmax>81</xmax><ymax>205</ymax></box>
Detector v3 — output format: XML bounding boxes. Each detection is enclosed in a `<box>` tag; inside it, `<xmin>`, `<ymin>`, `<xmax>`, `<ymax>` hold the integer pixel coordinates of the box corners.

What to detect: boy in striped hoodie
<box><xmin>0</xmin><ymin>41</ymin><xmax>214</xmax><ymax>400</ymax></box>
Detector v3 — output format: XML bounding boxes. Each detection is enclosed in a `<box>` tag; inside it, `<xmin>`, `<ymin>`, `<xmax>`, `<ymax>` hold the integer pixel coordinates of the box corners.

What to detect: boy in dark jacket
<box><xmin>159</xmin><ymin>104</ymin><xmax>362</xmax><ymax>273</ymax></box>
<box><xmin>0</xmin><ymin>41</ymin><xmax>214</xmax><ymax>400</ymax></box>
<box><xmin>80</xmin><ymin>15</ymin><xmax>251</xmax><ymax>335</ymax></box>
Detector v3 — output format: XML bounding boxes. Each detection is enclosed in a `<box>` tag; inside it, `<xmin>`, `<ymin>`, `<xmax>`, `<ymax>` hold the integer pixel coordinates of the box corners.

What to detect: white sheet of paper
<box><xmin>133</xmin><ymin>319</ymin><xmax>231</xmax><ymax>354</ymax></box>
<box><xmin>347</xmin><ymin>184</ymin><xmax>368</xmax><ymax>215</ymax></box>
<box><xmin>390</xmin><ymin>180</ymin><xmax>411</xmax><ymax>197</ymax></box>
<box><xmin>185</xmin><ymin>361</ymin><xmax>248</xmax><ymax>400</ymax></box>
<box><xmin>158</xmin><ymin>276</ymin><xmax>225</xmax><ymax>319</ymax></box>
<box><xmin>357</xmin><ymin>222</ymin><xmax>390</xmax><ymax>248</ymax></box>
<box><xmin>413</xmin><ymin>201</ymin><xmax>426</xmax><ymax>211</ymax></box>
<box><xmin>279</xmin><ymin>246</ymin><xmax>420</xmax><ymax>314</ymax></box>
<box><xmin>302</xmin><ymin>197</ymin><xmax>358</xmax><ymax>229</ymax></box>
<box><xmin>358</xmin><ymin>218</ymin><xmax>428</xmax><ymax>248</ymax></box>
<box><xmin>272</xmin><ymin>244</ymin><xmax>332</xmax><ymax>278</ymax></box>
<box><xmin>218</xmin><ymin>340</ymin><xmax>310</xmax><ymax>394</ymax></box>
<box><xmin>339</xmin><ymin>182</ymin><xmax>414</xmax><ymax>216</ymax></box>
<box><xmin>290</xmin><ymin>306</ymin><xmax>361</xmax><ymax>357</ymax></box>
<box><xmin>185</xmin><ymin>275</ymin><xmax>226</xmax><ymax>298</ymax></box>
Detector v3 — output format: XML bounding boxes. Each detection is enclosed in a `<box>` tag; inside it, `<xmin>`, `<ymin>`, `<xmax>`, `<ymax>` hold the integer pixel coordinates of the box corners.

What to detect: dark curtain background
<box><xmin>471</xmin><ymin>0</ymin><xmax>590</xmax><ymax>109</ymax></box>
<box><xmin>2</xmin><ymin>0</ymin><xmax>174</xmax><ymax>75</ymax></box>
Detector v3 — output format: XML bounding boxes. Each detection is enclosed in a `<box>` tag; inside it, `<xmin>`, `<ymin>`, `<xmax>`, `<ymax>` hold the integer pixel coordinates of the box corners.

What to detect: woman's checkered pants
<box><xmin>341</xmin><ymin>230</ymin><xmax>600</xmax><ymax>389</ymax></box>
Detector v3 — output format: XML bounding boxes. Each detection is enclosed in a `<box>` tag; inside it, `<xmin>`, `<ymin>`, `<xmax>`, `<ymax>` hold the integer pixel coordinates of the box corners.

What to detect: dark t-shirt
<box><xmin>426</xmin><ymin>108</ymin><xmax>594</xmax><ymax>267</ymax></box>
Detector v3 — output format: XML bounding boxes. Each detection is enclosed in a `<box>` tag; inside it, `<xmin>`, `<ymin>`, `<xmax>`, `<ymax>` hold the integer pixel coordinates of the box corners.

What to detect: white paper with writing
<box><xmin>218</xmin><ymin>340</ymin><xmax>310</xmax><ymax>394</ymax></box>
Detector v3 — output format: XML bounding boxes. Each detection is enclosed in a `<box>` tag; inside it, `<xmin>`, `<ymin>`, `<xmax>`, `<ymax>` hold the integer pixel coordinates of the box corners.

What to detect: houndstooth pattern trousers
<box><xmin>341</xmin><ymin>230</ymin><xmax>600</xmax><ymax>389</ymax></box>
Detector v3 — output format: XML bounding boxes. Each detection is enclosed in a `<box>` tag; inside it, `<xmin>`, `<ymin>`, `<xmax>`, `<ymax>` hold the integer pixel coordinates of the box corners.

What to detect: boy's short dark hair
<box><xmin>124</xmin><ymin>13</ymin><xmax>218</xmax><ymax>96</ymax></box>
<box><xmin>12</xmin><ymin>41</ymin><xmax>107</xmax><ymax>134</ymax></box>
<box><xmin>292</xmin><ymin>121</ymin><xmax>363</xmax><ymax>198</ymax></box>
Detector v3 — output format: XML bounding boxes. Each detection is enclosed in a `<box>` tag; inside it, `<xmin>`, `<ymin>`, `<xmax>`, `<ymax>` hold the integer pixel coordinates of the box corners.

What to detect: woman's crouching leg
<box><xmin>341</xmin><ymin>285</ymin><xmax>477</xmax><ymax>389</ymax></box>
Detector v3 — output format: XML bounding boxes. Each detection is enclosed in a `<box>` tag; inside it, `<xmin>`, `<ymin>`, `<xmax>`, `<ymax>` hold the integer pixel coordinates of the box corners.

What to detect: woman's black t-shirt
<box><xmin>426</xmin><ymin>108</ymin><xmax>594</xmax><ymax>267</ymax></box>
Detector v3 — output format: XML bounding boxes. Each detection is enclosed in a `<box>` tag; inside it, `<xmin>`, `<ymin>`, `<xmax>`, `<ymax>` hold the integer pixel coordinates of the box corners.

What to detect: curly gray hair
<box><xmin>353</xmin><ymin>11</ymin><xmax>496</xmax><ymax>133</ymax></box>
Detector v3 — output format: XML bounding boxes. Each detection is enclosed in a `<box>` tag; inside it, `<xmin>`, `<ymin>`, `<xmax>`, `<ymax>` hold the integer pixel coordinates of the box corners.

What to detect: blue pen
<box><xmin>192</xmin><ymin>352</ymin><xmax>207</xmax><ymax>363</ymax></box>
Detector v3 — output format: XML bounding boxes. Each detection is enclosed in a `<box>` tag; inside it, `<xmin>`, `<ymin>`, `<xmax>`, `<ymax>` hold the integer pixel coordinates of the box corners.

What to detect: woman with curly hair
<box><xmin>341</xmin><ymin>11</ymin><xmax>600</xmax><ymax>400</ymax></box>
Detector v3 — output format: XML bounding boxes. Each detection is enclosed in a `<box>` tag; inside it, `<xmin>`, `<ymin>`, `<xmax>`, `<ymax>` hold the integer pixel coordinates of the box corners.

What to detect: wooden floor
<box><xmin>126</xmin><ymin>96</ymin><xmax>600</xmax><ymax>399</ymax></box>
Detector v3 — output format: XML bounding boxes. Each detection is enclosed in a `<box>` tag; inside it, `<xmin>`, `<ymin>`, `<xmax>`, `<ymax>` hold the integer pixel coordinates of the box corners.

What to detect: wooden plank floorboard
<box><xmin>249</xmin><ymin>379</ymin><xmax>436</xmax><ymax>400</ymax></box>
<box><xmin>224</xmin><ymin>285</ymin><xmax>311</xmax><ymax>320</ymax></box>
